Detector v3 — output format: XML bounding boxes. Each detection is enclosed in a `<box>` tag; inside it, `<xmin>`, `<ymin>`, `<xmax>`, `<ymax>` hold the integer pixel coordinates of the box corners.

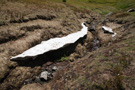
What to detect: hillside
<box><xmin>0</xmin><ymin>0</ymin><xmax>135</xmax><ymax>90</ymax></box>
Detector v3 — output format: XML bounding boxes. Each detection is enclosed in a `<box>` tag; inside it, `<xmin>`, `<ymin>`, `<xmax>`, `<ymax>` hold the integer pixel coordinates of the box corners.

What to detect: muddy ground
<box><xmin>0</xmin><ymin>1</ymin><xmax>135</xmax><ymax>90</ymax></box>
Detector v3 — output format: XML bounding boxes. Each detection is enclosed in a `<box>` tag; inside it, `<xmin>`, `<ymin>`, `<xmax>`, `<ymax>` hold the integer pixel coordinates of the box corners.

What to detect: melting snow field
<box><xmin>11</xmin><ymin>23</ymin><xmax>88</xmax><ymax>60</ymax></box>
<box><xmin>102</xmin><ymin>26</ymin><xmax>117</xmax><ymax>37</ymax></box>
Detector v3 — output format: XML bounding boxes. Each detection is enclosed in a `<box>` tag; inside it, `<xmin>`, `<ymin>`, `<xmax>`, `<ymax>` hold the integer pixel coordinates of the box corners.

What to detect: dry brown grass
<box><xmin>0</xmin><ymin>29</ymin><xmax>25</xmax><ymax>44</ymax></box>
<box><xmin>0</xmin><ymin>1</ymin><xmax>83</xmax><ymax>89</ymax></box>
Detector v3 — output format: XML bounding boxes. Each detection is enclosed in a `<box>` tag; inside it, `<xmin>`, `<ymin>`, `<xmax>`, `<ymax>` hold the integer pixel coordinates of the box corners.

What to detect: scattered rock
<box><xmin>92</xmin><ymin>37</ymin><xmax>100</xmax><ymax>51</ymax></box>
<box><xmin>24</xmin><ymin>65</ymin><xmax>58</xmax><ymax>84</ymax></box>
<box><xmin>40</xmin><ymin>71</ymin><xmax>51</xmax><ymax>81</ymax></box>
<box><xmin>52</xmin><ymin>66</ymin><xmax>58</xmax><ymax>71</ymax></box>
<box><xmin>127</xmin><ymin>9</ymin><xmax>135</xmax><ymax>12</ymax></box>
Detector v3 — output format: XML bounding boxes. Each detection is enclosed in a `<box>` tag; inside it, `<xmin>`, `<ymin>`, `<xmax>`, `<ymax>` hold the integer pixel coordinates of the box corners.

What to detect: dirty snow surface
<box><xmin>11</xmin><ymin>23</ymin><xmax>88</xmax><ymax>60</ymax></box>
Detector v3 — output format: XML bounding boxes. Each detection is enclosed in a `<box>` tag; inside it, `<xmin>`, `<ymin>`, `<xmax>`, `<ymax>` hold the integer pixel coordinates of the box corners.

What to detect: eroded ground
<box><xmin>0</xmin><ymin>0</ymin><xmax>135</xmax><ymax>90</ymax></box>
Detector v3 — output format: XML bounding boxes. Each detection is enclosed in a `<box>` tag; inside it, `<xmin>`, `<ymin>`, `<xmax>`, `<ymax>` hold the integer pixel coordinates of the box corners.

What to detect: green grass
<box><xmin>50</xmin><ymin>0</ymin><xmax>135</xmax><ymax>15</ymax></box>
<box><xmin>4</xmin><ymin>0</ymin><xmax>134</xmax><ymax>15</ymax></box>
<box><xmin>57</xmin><ymin>55</ymin><xmax>69</xmax><ymax>62</ymax></box>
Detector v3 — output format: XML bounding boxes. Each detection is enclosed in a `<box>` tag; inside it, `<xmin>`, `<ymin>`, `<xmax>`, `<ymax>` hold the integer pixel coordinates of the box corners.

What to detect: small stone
<box><xmin>40</xmin><ymin>71</ymin><xmax>49</xmax><ymax>81</ymax></box>
<box><xmin>52</xmin><ymin>66</ymin><xmax>58</xmax><ymax>71</ymax></box>
<box><xmin>127</xmin><ymin>9</ymin><xmax>135</xmax><ymax>12</ymax></box>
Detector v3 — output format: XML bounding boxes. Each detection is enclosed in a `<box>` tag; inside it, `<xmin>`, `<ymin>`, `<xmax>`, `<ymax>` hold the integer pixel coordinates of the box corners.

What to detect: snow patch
<box><xmin>11</xmin><ymin>23</ymin><xmax>88</xmax><ymax>60</ymax></box>
<box><xmin>102</xmin><ymin>26</ymin><xmax>117</xmax><ymax>37</ymax></box>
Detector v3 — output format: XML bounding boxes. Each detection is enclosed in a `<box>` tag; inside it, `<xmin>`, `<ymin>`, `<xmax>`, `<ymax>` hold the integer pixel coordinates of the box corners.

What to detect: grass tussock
<box><xmin>57</xmin><ymin>55</ymin><xmax>69</xmax><ymax>62</ymax></box>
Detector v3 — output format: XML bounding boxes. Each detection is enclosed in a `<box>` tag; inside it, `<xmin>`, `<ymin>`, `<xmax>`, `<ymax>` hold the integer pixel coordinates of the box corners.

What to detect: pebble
<box><xmin>52</xmin><ymin>66</ymin><xmax>58</xmax><ymax>71</ymax></box>
<box><xmin>40</xmin><ymin>71</ymin><xmax>50</xmax><ymax>81</ymax></box>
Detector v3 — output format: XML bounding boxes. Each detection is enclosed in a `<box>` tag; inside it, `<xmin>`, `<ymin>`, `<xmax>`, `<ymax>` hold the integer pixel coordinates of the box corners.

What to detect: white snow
<box><xmin>102</xmin><ymin>26</ymin><xmax>117</xmax><ymax>37</ymax></box>
<box><xmin>112</xmin><ymin>32</ymin><xmax>117</xmax><ymax>37</ymax></box>
<box><xmin>11</xmin><ymin>22</ymin><xmax>88</xmax><ymax>60</ymax></box>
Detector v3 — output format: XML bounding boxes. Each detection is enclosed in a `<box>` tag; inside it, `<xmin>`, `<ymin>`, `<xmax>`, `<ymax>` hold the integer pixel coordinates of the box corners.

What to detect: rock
<box><xmin>92</xmin><ymin>37</ymin><xmax>100</xmax><ymax>51</ymax></box>
<box><xmin>40</xmin><ymin>71</ymin><xmax>50</xmax><ymax>81</ymax></box>
<box><xmin>52</xmin><ymin>66</ymin><xmax>58</xmax><ymax>71</ymax></box>
<box><xmin>127</xmin><ymin>9</ymin><xmax>135</xmax><ymax>12</ymax></box>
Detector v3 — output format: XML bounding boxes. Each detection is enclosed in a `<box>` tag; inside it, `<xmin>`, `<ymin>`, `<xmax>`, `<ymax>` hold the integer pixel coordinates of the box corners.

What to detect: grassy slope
<box><xmin>0</xmin><ymin>0</ymin><xmax>135</xmax><ymax>90</ymax></box>
<box><xmin>39</xmin><ymin>0</ymin><xmax>135</xmax><ymax>90</ymax></box>
<box><xmin>49</xmin><ymin>0</ymin><xmax>135</xmax><ymax>15</ymax></box>
<box><xmin>1</xmin><ymin>0</ymin><xmax>135</xmax><ymax>15</ymax></box>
